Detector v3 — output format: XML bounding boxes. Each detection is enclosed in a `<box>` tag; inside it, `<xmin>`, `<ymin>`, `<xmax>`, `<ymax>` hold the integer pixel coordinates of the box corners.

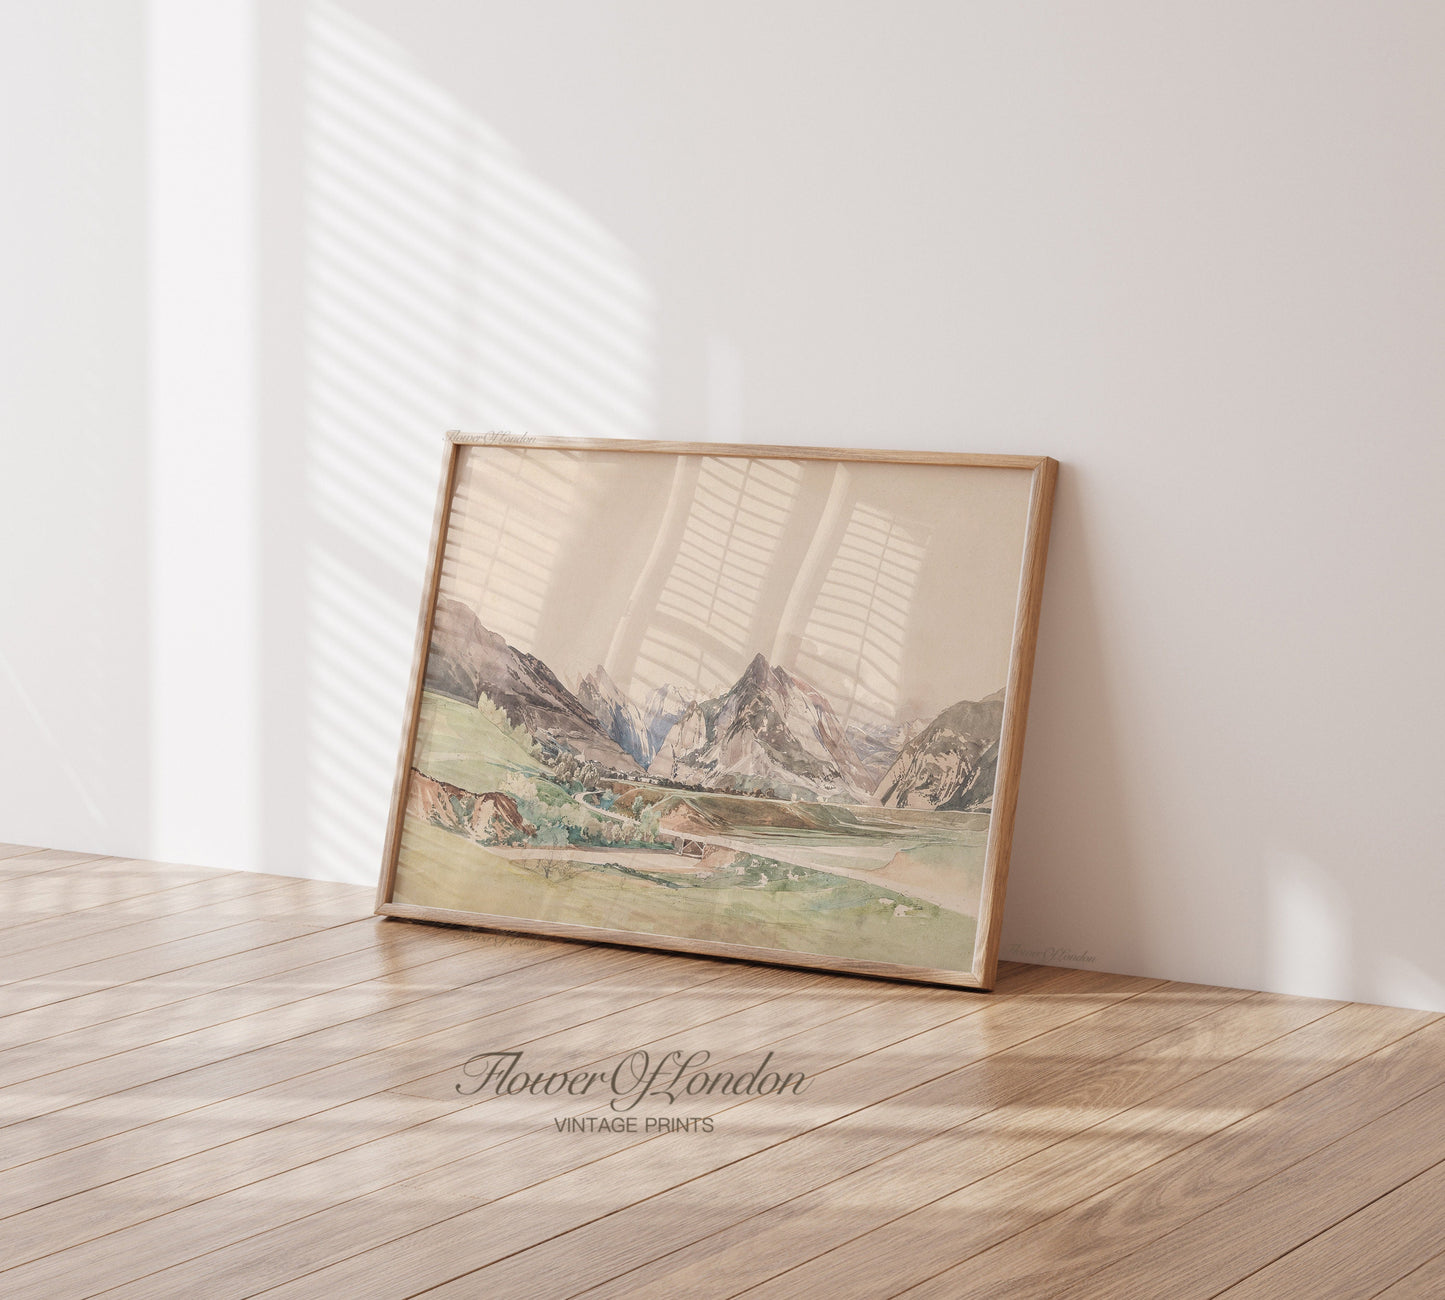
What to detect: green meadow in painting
<box><xmin>393</xmin><ymin>612</ymin><xmax>997</xmax><ymax>971</ymax></box>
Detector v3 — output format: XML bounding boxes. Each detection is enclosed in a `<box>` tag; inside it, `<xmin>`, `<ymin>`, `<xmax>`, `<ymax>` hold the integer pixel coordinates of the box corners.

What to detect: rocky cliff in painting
<box><xmin>875</xmin><ymin>693</ymin><xmax>1004</xmax><ymax>812</ymax></box>
<box><xmin>406</xmin><ymin>772</ymin><xmax>536</xmax><ymax>845</ymax></box>
<box><xmin>577</xmin><ymin>665</ymin><xmax>650</xmax><ymax>765</ymax></box>
<box><xmin>423</xmin><ymin>595</ymin><xmax>497</xmax><ymax>706</ymax></box>
<box><xmin>424</xmin><ymin>598</ymin><xmax>643</xmax><ymax>775</ymax></box>
<box><xmin>640</xmin><ymin>684</ymin><xmax>691</xmax><ymax>763</ymax></box>
<box><xmin>648</xmin><ymin>653</ymin><xmax>876</xmax><ymax>804</ymax></box>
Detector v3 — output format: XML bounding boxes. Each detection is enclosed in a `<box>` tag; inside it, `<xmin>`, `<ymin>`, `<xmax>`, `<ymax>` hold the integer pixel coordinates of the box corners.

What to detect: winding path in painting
<box><xmin>483</xmin><ymin>788</ymin><xmax>978</xmax><ymax>914</ymax></box>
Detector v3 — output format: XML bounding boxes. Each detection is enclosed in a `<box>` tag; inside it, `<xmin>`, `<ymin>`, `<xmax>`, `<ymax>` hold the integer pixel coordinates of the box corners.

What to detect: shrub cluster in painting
<box><xmin>393</xmin><ymin>596</ymin><xmax>1003</xmax><ymax>970</ymax></box>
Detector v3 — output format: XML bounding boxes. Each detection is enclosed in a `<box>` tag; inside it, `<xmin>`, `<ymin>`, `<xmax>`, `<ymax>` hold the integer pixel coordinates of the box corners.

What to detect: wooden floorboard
<box><xmin>0</xmin><ymin>868</ymin><xmax>296</xmax><ymax>949</ymax></box>
<box><xmin>1213</xmin><ymin>1157</ymin><xmax>1445</xmax><ymax>1299</ymax></box>
<box><xmin>1374</xmin><ymin>1250</ymin><xmax>1445</xmax><ymax>1298</ymax></box>
<box><xmin>0</xmin><ymin>848</ymin><xmax>115</xmax><ymax>882</ymax></box>
<box><xmin>0</xmin><ymin>854</ymin><xmax>1438</xmax><ymax>1299</ymax></box>
<box><xmin>567</xmin><ymin>987</ymin><xmax>1338</xmax><ymax>1300</ymax></box>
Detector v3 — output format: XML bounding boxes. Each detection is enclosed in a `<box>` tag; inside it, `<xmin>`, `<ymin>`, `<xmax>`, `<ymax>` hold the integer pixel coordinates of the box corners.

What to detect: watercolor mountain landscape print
<box><xmin>388</xmin><ymin>443</ymin><xmax>1039</xmax><ymax>979</ymax></box>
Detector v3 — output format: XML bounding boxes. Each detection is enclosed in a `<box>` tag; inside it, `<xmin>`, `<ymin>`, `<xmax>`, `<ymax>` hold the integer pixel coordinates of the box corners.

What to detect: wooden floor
<box><xmin>1</xmin><ymin>848</ymin><xmax>1442</xmax><ymax>1300</ymax></box>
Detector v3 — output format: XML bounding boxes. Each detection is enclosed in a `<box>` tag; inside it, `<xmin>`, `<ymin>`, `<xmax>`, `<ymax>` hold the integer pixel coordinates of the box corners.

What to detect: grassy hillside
<box><xmin>413</xmin><ymin>690</ymin><xmax>556</xmax><ymax>794</ymax></box>
<box><xmin>393</xmin><ymin>819</ymin><xmax>977</xmax><ymax>972</ymax></box>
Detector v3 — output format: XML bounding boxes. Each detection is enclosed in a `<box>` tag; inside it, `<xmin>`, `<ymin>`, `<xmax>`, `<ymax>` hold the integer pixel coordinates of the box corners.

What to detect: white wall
<box><xmin>3</xmin><ymin>1</ymin><xmax>1442</xmax><ymax>1010</ymax></box>
<box><xmin>1</xmin><ymin>1</ymin><xmax>149</xmax><ymax>857</ymax></box>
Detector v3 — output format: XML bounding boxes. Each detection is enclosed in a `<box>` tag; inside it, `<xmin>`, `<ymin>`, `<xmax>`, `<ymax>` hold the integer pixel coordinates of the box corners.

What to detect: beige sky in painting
<box><xmin>435</xmin><ymin>444</ymin><xmax>1033</xmax><ymax>729</ymax></box>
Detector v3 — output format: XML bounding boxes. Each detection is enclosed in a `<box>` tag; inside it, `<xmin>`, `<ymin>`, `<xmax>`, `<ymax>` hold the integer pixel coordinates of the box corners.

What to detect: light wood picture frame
<box><xmin>377</xmin><ymin>434</ymin><xmax>1056</xmax><ymax>989</ymax></box>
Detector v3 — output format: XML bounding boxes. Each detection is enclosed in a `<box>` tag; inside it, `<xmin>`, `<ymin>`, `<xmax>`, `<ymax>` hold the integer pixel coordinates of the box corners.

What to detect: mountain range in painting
<box><xmin>647</xmin><ymin>652</ymin><xmax>876</xmax><ymax>804</ymax></box>
<box><xmin>425</xmin><ymin>596</ymin><xmax>1002</xmax><ymax>813</ymax></box>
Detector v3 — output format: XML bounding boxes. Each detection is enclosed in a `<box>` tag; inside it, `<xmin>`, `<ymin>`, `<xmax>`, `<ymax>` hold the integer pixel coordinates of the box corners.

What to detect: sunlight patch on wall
<box><xmin>299</xmin><ymin>0</ymin><xmax>653</xmax><ymax>879</ymax></box>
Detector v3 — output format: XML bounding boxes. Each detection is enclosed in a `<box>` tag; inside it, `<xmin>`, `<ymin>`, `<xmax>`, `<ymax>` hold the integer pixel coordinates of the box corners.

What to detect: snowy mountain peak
<box><xmin>648</xmin><ymin>655</ymin><xmax>874</xmax><ymax>804</ymax></box>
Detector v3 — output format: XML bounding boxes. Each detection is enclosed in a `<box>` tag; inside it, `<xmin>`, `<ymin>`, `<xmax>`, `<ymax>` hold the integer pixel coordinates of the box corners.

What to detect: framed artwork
<box><xmin>376</xmin><ymin>434</ymin><xmax>1056</xmax><ymax>989</ymax></box>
